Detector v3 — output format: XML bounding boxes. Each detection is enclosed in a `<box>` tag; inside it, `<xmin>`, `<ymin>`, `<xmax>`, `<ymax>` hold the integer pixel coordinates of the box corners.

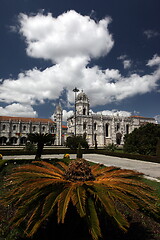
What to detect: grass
<box><xmin>142</xmin><ymin>178</ymin><xmax>160</xmax><ymax>198</ymax></box>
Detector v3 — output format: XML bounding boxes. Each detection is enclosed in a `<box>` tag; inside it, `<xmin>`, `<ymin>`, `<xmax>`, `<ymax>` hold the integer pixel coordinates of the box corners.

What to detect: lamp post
<box><xmin>73</xmin><ymin>87</ymin><xmax>79</xmax><ymax>136</ymax></box>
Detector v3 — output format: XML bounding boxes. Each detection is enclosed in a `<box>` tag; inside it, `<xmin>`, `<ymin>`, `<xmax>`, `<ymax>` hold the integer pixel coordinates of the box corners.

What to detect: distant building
<box><xmin>67</xmin><ymin>91</ymin><xmax>156</xmax><ymax>147</ymax></box>
<box><xmin>0</xmin><ymin>104</ymin><xmax>67</xmax><ymax>145</ymax></box>
<box><xmin>0</xmin><ymin>91</ymin><xmax>156</xmax><ymax>146</ymax></box>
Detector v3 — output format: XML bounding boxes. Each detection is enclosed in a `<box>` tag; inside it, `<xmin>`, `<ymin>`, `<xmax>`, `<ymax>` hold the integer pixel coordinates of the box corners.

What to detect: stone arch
<box><xmin>2</xmin><ymin>124</ymin><xmax>6</xmax><ymax>130</ymax></box>
<box><xmin>20</xmin><ymin>137</ymin><xmax>27</xmax><ymax>145</ymax></box>
<box><xmin>116</xmin><ymin>132</ymin><xmax>122</xmax><ymax>145</ymax></box>
<box><xmin>10</xmin><ymin>137</ymin><xmax>18</xmax><ymax>145</ymax></box>
<box><xmin>0</xmin><ymin>136</ymin><xmax>7</xmax><ymax>145</ymax></box>
<box><xmin>13</xmin><ymin>125</ymin><xmax>16</xmax><ymax>131</ymax></box>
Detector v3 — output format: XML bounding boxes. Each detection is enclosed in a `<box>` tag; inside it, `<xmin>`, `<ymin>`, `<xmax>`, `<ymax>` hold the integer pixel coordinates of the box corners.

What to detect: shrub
<box><xmin>124</xmin><ymin>123</ymin><xmax>160</xmax><ymax>155</ymax></box>
<box><xmin>156</xmin><ymin>138</ymin><xmax>160</xmax><ymax>157</ymax></box>
<box><xmin>105</xmin><ymin>143</ymin><xmax>117</xmax><ymax>152</ymax></box>
<box><xmin>65</xmin><ymin>135</ymin><xmax>89</xmax><ymax>150</ymax></box>
<box><xmin>24</xmin><ymin>142</ymin><xmax>36</xmax><ymax>152</ymax></box>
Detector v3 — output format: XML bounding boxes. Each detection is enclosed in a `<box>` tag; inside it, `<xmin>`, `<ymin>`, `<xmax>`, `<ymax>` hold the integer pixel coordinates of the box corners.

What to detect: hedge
<box><xmin>0</xmin><ymin>148</ymin><xmax>159</xmax><ymax>163</ymax></box>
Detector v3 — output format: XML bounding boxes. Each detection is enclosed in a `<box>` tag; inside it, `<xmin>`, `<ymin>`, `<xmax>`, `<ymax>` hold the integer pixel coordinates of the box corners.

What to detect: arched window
<box><xmin>126</xmin><ymin>124</ymin><xmax>129</xmax><ymax>134</ymax></box>
<box><xmin>23</xmin><ymin>125</ymin><xmax>26</xmax><ymax>131</ymax></box>
<box><xmin>13</xmin><ymin>125</ymin><xmax>16</xmax><ymax>131</ymax></box>
<box><xmin>83</xmin><ymin>108</ymin><xmax>86</xmax><ymax>115</ymax></box>
<box><xmin>106</xmin><ymin>124</ymin><xmax>109</xmax><ymax>137</ymax></box>
<box><xmin>94</xmin><ymin>122</ymin><xmax>97</xmax><ymax>130</ymax></box>
<box><xmin>42</xmin><ymin>126</ymin><xmax>45</xmax><ymax>132</ymax></box>
<box><xmin>2</xmin><ymin>124</ymin><xmax>6</xmax><ymax>130</ymax></box>
<box><xmin>116</xmin><ymin>133</ymin><xmax>122</xmax><ymax>145</ymax></box>
<box><xmin>33</xmin><ymin>126</ymin><xmax>36</xmax><ymax>132</ymax></box>
<box><xmin>116</xmin><ymin>123</ymin><xmax>120</xmax><ymax>131</ymax></box>
<box><xmin>83</xmin><ymin>122</ymin><xmax>86</xmax><ymax>130</ymax></box>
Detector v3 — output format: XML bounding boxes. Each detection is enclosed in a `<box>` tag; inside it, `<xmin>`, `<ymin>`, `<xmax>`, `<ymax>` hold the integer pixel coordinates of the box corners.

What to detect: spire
<box><xmin>55</xmin><ymin>103</ymin><xmax>62</xmax><ymax>113</ymax></box>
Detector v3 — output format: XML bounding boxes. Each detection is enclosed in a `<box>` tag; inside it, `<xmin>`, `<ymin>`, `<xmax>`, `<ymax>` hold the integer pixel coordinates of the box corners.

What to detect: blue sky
<box><xmin>0</xmin><ymin>0</ymin><xmax>160</xmax><ymax>122</ymax></box>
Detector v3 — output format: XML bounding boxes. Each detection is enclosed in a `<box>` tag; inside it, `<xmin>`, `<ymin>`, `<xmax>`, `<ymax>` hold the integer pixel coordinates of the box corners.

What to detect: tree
<box><xmin>65</xmin><ymin>135</ymin><xmax>89</xmax><ymax>150</ymax></box>
<box><xmin>76</xmin><ymin>143</ymin><xmax>83</xmax><ymax>158</ymax></box>
<box><xmin>1</xmin><ymin>159</ymin><xmax>158</xmax><ymax>240</ymax></box>
<box><xmin>27</xmin><ymin>133</ymin><xmax>55</xmax><ymax>159</ymax></box>
<box><xmin>124</xmin><ymin>123</ymin><xmax>160</xmax><ymax>155</ymax></box>
<box><xmin>156</xmin><ymin>138</ymin><xmax>160</xmax><ymax>157</ymax></box>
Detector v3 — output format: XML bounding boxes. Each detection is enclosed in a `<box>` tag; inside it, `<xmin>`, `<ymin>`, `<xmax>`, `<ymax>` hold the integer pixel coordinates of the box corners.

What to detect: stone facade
<box><xmin>0</xmin><ymin>105</ymin><xmax>67</xmax><ymax>145</ymax></box>
<box><xmin>67</xmin><ymin>91</ymin><xmax>156</xmax><ymax>147</ymax></box>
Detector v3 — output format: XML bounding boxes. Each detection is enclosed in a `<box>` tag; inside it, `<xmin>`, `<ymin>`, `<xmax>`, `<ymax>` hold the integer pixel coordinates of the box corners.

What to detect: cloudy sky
<box><xmin>0</xmin><ymin>0</ymin><xmax>160</xmax><ymax>122</ymax></box>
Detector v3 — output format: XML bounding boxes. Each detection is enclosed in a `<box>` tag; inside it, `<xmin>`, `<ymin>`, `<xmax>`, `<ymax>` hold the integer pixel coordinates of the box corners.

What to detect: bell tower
<box><xmin>54</xmin><ymin>104</ymin><xmax>62</xmax><ymax>145</ymax></box>
<box><xmin>76</xmin><ymin>91</ymin><xmax>90</xmax><ymax>116</ymax></box>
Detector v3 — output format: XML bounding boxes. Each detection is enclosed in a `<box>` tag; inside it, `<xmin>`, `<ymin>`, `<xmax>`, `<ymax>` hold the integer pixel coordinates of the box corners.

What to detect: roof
<box><xmin>62</xmin><ymin>125</ymin><xmax>68</xmax><ymax>129</ymax></box>
<box><xmin>0</xmin><ymin>116</ymin><xmax>68</xmax><ymax>129</ymax></box>
<box><xmin>0</xmin><ymin>116</ymin><xmax>54</xmax><ymax>123</ymax></box>
<box><xmin>130</xmin><ymin>115</ymin><xmax>155</xmax><ymax>120</ymax></box>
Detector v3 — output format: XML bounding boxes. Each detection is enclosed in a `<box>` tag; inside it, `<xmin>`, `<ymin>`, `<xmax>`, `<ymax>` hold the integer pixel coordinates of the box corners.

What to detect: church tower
<box><xmin>76</xmin><ymin>91</ymin><xmax>90</xmax><ymax>116</ymax></box>
<box><xmin>54</xmin><ymin>104</ymin><xmax>62</xmax><ymax>145</ymax></box>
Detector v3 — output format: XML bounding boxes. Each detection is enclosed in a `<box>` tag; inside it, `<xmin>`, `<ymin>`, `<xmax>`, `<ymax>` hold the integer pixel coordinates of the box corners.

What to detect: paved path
<box><xmin>3</xmin><ymin>153</ymin><xmax>160</xmax><ymax>181</ymax></box>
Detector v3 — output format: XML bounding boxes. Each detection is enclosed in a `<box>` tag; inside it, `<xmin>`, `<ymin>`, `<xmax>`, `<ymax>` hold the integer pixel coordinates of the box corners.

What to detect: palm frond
<box><xmin>86</xmin><ymin>197</ymin><xmax>102</xmax><ymax>240</ymax></box>
<box><xmin>33</xmin><ymin>161</ymin><xmax>65</xmax><ymax>175</ymax></box>
<box><xmin>57</xmin><ymin>184</ymin><xmax>75</xmax><ymax>223</ymax></box>
<box><xmin>71</xmin><ymin>184</ymin><xmax>86</xmax><ymax>217</ymax></box>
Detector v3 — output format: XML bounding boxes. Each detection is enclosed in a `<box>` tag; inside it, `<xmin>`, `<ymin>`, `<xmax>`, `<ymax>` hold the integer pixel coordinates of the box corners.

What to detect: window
<box><xmin>126</xmin><ymin>124</ymin><xmax>129</xmax><ymax>134</ymax></box>
<box><xmin>13</xmin><ymin>125</ymin><xmax>16</xmax><ymax>131</ymax></box>
<box><xmin>83</xmin><ymin>122</ymin><xmax>86</xmax><ymax>130</ymax></box>
<box><xmin>42</xmin><ymin>126</ymin><xmax>45</xmax><ymax>132</ymax></box>
<box><xmin>33</xmin><ymin>126</ymin><xmax>36</xmax><ymax>131</ymax></box>
<box><xmin>51</xmin><ymin>127</ymin><xmax>54</xmax><ymax>133</ymax></box>
<box><xmin>116</xmin><ymin>123</ymin><xmax>120</xmax><ymax>131</ymax></box>
<box><xmin>23</xmin><ymin>126</ymin><xmax>26</xmax><ymax>131</ymax></box>
<box><xmin>2</xmin><ymin>124</ymin><xmax>6</xmax><ymax>130</ymax></box>
<box><xmin>94</xmin><ymin>122</ymin><xmax>97</xmax><ymax>130</ymax></box>
<box><xmin>106</xmin><ymin>124</ymin><xmax>109</xmax><ymax>137</ymax></box>
<box><xmin>83</xmin><ymin>108</ymin><xmax>86</xmax><ymax>115</ymax></box>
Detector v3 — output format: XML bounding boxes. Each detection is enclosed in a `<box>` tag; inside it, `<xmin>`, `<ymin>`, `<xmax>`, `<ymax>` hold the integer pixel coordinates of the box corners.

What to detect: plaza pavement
<box><xmin>3</xmin><ymin>153</ymin><xmax>160</xmax><ymax>182</ymax></box>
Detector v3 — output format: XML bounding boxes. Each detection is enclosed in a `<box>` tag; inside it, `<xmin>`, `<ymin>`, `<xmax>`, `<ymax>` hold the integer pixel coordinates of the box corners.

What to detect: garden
<box><xmin>0</xmin><ymin>155</ymin><xmax>160</xmax><ymax>240</ymax></box>
<box><xmin>0</xmin><ymin>124</ymin><xmax>160</xmax><ymax>240</ymax></box>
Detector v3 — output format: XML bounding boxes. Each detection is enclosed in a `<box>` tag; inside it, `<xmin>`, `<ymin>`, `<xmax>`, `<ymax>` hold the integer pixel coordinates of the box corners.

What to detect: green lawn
<box><xmin>142</xmin><ymin>178</ymin><xmax>160</xmax><ymax>198</ymax></box>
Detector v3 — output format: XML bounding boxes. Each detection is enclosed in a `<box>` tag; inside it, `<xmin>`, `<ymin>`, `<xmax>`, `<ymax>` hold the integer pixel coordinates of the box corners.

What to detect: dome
<box><xmin>76</xmin><ymin>91</ymin><xmax>89</xmax><ymax>102</ymax></box>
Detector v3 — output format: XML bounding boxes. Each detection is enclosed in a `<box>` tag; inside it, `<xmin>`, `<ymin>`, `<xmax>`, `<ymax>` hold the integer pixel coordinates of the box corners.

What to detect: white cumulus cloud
<box><xmin>62</xmin><ymin>110</ymin><xmax>74</xmax><ymax>122</ymax></box>
<box><xmin>0</xmin><ymin>103</ymin><xmax>37</xmax><ymax>117</ymax></box>
<box><xmin>0</xmin><ymin>11</ymin><xmax>160</xmax><ymax>118</ymax></box>
<box><xmin>19</xmin><ymin>10</ymin><xmax>114</xmax><ymax>63</ymax></box>
<box><xmin>147</xmin><ymin>54</ymin><xmax>160</xmax><ymax>67</ymax></box>
<box><xmin>154</xmin><ymin>115</ymin><xmax>160</xmax><ymax>123</ymax></box>
<box><xmin>95</xmin><ymin>110</ymin><xmax>131</xmax><ymax>117</ymax></box>
<box><xmin>63</xmin><ymin>109</ymin><xmax>131</xmax><ymax>122</ymax></box>
<box><xmin>117</xmin><ymin>55</ymin><xmax>132</xmax><ymax>69</ymax></box>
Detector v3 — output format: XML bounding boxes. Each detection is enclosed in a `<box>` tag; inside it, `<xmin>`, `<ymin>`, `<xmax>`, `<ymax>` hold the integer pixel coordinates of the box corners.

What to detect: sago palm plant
<box><xmin>1</xmin><ymin>159</ymin><xmax>158</xmax><ymax>240</ymax></box>
<box><xmin>27</xmin><ymin>133</ymin><xmax>55</xmax><ymax>159</ymax></box>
